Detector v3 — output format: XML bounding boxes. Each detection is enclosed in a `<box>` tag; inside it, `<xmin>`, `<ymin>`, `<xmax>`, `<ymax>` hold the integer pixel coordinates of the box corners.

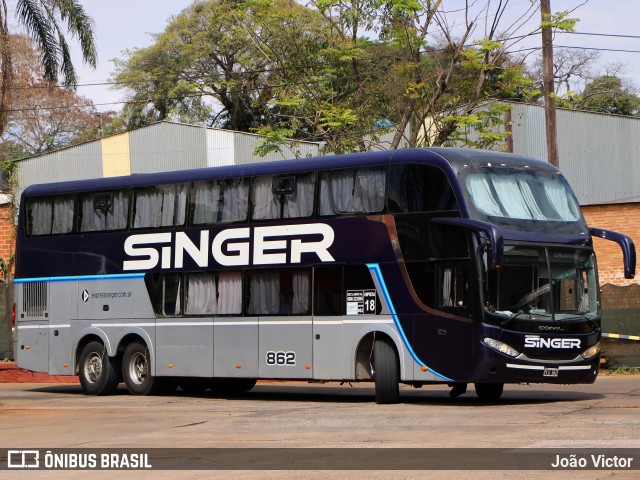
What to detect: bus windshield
<box><xmin>461</xmin><ymin>167</ymin><xmax>585</xmax><ymax>233</ymax></box>
<box><xmin>483</xmin><ymin>246</ymin><xmax>599</xmax><ymax>322</ymax></box>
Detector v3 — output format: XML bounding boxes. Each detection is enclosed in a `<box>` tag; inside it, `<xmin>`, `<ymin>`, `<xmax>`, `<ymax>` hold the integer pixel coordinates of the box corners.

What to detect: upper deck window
<box><xmin>319</xmin><ymin>168</ymin><xmax>386</xmax><ymax>216</ymax></box>
<box><xmin>79</xmin><ymin>190</ymin><xmax>129</xmax><ymax>232</ymax></box>
<box><xmin>26</xmin><ymin>195</ymin><xmax>75</xmax><ymax>236</ymax></box>
<box><xmin>464</xmin><ymin>170</ymin><xmax>581</xmax><ymax>222</ymax></box>
<box><xmin>133</xmin><ymin>184</ymin><xmax>187</xmax><ymax>229</ymax></box>
<box><xmin>192</xmin><ymin>178</ymin><xmax>249</xmax><ymax>225</ymax></box>
<box><xmin>251</xmin><ymin>173</ymin><xmax>315</xmax><ymax>220</ymax></box>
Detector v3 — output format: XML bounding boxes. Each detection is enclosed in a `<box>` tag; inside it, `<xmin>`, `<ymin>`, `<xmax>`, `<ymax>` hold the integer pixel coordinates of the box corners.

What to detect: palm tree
<box><xmin>0</xmin><ymin>0</ymin><xmax>97</xmax><ymax>136</ymax></box>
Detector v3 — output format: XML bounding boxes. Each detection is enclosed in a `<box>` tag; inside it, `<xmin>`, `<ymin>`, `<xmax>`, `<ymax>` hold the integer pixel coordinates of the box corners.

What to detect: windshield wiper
<box><xmin>501</xmin><ymin>310</ymin><xmax>552</xmax><ymax>328</ymax></box>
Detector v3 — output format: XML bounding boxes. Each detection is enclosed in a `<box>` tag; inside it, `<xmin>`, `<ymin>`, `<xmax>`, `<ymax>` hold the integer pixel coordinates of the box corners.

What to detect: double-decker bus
<box><xmin>14</xmin><ymin>148</ymin><xmax>635</xmax><ymax>403</ymax></box>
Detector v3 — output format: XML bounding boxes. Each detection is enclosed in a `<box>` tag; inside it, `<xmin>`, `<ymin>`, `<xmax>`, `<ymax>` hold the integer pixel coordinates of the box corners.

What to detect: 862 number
<box><xmin>266</xmin><ymin>351</ymin><xmax>296</xmax><ymax>366</ymax></box>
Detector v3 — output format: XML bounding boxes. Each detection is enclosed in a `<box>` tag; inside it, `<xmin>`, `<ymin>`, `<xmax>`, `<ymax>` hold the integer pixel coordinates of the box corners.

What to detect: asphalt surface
<box><xmin>0</xmin><ymin>376</ymin><xmax>639</xmax><ymax>479</ymax></box>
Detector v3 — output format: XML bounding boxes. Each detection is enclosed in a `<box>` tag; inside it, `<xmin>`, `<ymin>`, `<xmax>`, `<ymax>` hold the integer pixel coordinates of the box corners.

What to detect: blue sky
<box><xmin>55</xmin><ymin>0</ymin><xmax>640</xmax><ymax>112</ymax></box>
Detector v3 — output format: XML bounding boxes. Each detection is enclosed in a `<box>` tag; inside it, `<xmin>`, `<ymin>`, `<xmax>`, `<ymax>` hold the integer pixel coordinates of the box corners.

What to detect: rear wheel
<box><xmin>78</xmin><ymin>341</ymin><xmax>119</xmax><ymax>396</ymax></box>
<box><xmin>373</xmin><ymin>337</ymin><xmax>400</xmax><ymax>404</ymax></box>
<box><xmin>122</xmin><ymin>341</ymin><xmax>166</xmax><ymax>395</ymax></box>
<box><xmin>474</xmin><ymin>383</ymin><xmax>504</xmax><ymax>401</ymax></box>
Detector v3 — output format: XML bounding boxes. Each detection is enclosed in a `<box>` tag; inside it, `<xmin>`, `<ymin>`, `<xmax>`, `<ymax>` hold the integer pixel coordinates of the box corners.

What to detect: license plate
<box><xmin>543</xmin><ymin>367</ymin><xmax>559</xmax><ymax>377</ymax></box>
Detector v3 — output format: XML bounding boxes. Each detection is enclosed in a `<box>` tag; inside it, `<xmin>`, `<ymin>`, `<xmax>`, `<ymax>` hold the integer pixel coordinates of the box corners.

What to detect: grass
<box><xmin>602</xmin><ymin>366</ymin><xmax>640</xmax><ymax>375</ymax></box>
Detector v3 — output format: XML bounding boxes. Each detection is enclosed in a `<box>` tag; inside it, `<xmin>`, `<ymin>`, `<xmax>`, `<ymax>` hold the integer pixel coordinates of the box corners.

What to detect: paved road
<box><xmin>0</xmin><ymin>376</ymin><xmax>639</xmax><ymax>479</ymax></box>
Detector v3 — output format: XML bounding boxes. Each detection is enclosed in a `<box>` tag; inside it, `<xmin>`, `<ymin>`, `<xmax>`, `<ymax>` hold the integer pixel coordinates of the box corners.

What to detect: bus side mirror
<box><xmin>432</xmin><ymin>218</ymin><xmax>504</xmax><ymax>270</ymax></box>
<box><xmin>589</xmin><ymin>227</ymin><xmax>636</xmax><ymax>279</ymax></box>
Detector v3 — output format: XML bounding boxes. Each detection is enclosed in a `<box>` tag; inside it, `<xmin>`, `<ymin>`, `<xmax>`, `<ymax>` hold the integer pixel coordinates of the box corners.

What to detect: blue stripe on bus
<box><xmin>14</xmin><ymin>273</ymin><xmax>146</xmax><ymax>284</ymax></box>
<box><xmin>367</xmin><ymin>263</ymin><xmax>453</xmax><ymax>382</ymax></box>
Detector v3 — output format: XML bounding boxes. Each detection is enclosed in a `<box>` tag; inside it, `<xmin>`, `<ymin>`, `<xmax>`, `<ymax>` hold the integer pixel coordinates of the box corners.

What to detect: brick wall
<box><xmin>0</xmin><ymin>203</ymin><xmax>14</xmax><ymax>272</ymax></box>
<box><xmin>582</xmin><ymin>203</ymin><xmax>640</xmax><ymax>287</ymax></box>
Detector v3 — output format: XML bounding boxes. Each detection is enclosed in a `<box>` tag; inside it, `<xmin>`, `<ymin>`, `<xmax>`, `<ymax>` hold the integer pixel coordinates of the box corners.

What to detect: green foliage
<box><xmin>572</xmin><ymin>76</ymin><xmax>640</xmax><ymax>116</ymax></box>
<box><xmin>113</xmin><ymin>0</ymin><xmax>541</xmax><ymax>154</ymax></box>
<box><xmin>541</xmin><ymin>11</ymin><xmax>578</xmax><ymax>32</ymax></box>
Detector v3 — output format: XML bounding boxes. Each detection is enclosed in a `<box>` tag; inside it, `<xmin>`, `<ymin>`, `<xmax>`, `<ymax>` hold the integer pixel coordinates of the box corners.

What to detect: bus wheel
<box><xmin>474</xmin><ymin>383</ymin><xmax>504</xmax><ymax>401</ymax></box>
<box><xmin>374</xmin><ymin>338</ymin><xmax>400</xmax><ymax>404</ymax></box>
<box><xmin>122</xmin><ymin>341</ymin><xmax>162</xmax><ymax>395</ymax></box>
<box><xmin>78</xmin><ymin>341</ymin><xmax>119</xmax><ymax>396</ymax></box>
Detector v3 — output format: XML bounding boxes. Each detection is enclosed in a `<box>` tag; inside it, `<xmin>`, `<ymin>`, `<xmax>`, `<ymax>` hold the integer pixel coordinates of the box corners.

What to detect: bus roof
<box><xmin>21</xmin><ymin>147</ymin><xmax>556</xmax><ymax>198</ymax></box>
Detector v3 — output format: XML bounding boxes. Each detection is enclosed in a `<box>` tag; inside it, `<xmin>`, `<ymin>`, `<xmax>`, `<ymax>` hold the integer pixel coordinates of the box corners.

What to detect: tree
<box><xmin>0</xmin><ymin>35</ymin><xmax>103</xmax><ymax>160</ymax></box>
<box><xmin>0</xmin><ymin>0</ymin><xmax>97</xmax><ymax>136</ymax></box>
<box><xmin>574</xmin><ymin>75</ymin><xmax>640</xmax><ymax>116</ymax></box>
<box><xmin>112</xmin><ymin>0</ymin><xmax>326</xmax><ymax>131</ymax></box>
<box><xmin>114</xmin><ymin>0</ymin><xmax>542</xmax><ymax>153</ymax></box>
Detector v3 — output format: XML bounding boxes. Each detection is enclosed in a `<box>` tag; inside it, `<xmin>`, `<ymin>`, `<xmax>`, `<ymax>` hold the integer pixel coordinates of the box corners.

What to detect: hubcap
<box><xmin>84</xmin><ymin>352</ymin><xmax>102</xmax><ymax>383</ymax></box>
<box><xmin>129</xmin><ymin>351</ymin><xmax>148</xmax><ymax>385</ymax></box>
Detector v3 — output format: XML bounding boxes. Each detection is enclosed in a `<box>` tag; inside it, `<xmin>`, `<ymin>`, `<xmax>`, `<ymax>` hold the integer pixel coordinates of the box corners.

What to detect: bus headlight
<box><xmin>482</xmin><ymin>337</ymin><xmax>520</xmax><ymax>358</ymax></box>
<box><xmin>581</xmin><ymin>342</ymin><xmax>601</xmax><ymax>360</ymax></box>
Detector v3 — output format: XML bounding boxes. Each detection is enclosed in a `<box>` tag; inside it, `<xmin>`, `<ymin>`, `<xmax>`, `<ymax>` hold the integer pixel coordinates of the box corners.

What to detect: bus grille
<box><xmin>526</xmin><ymin>353</ymin><xmax>580</xmax><ymax>362</ymax></box>
<box><xmin>23</xmin><ymin>281</ymin><xmax>48</xmax><ymax>317</ymax></box>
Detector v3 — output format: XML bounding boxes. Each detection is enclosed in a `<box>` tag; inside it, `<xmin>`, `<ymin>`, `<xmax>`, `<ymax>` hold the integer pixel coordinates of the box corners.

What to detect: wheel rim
<box><xmin>83</xmin><ymin>352</ymin><xmax>102</xmax><ymax>384</ymax></box>
<box><xmin>128</xmin><ymin>351</ymin><xmax>148</xmax><ymax>385</ymax></box>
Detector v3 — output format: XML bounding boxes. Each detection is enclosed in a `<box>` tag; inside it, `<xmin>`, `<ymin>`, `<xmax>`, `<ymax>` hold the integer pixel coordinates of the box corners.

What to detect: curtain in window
<box><xmin>193</xmin><ymin>182</ymin><xmax>217</xmax><ymax>225</ymax></box>
<box><xmin>52</xmin><ymin>197</ymin><xmax>74</xmax><ymax>234</ymax></box>
<box><xmin>221</xmin><ymin>179</ymin><xmax>249</xmax><ymax>222</ymax></box>
<box><xmin>292</xmin><ymin>270</ymin><xmax>310</xmax><ymax>314</ymax></box>
<box><xmin>30</xmin><ymin>199</ymin><xmax>52</xmax><ymax>235</ymax></box>
<box><xmin>185</xmin><ymin>273</ymin><xmax>217</xmax><ymax>315</ymax></box>
<box><xmin>442</xmin><ymin>268</ymin><xmax>453</xmax><ymax>306</ymax></box>
<box><xmin>320</xmin><ymin>169</ymin><xmax>386</xmax><ymax>215</ymax></box>
<box><xmin>492</xmin><ymin>176</ymin><xmax>533</xmax><ymax>219</ymax></box>
<box><xmin>516</xmin><ymin>179</ymin><xmax>545</xmax><ymax>220</ymax></box>
<box><xmin>542</xmin><ymin>179</ymin><xmax>579</xmax><ymax>221</ymax></box>
<box><xmin>217</xmin><ymin>271</ymin><xmax>242</xmax><ymax>314</ymax></box>
<box><xmin>135</xmin><ymin>185</ymin><xmax>187</xmax><ymax>228</ymax></box>
<box><xmin>194</xmin><ymin>180</ymin><xmax>248</xmax><ymax>224</ymax></box>
<box><xmin>80</xmin><ymin>196</ymin><xmax>104</xmax><ymax>231</ymax></box>
<box><xmin>248</xmin><ymin>271</ymin><xmax>279</xmax><ymax>315</ymax></box>
<box><xmin>134</xmin><ymin>190</ymin><xmax>160</xmax><ymax>228</ymax></box>
<box><xmin>466</xmin><ymin>175</ymin><xmax>503</xmax><ymax>217</ymax></box>
<box><xmin>252</xmin><ymin>176</ymin><xmax>280</xmax><ymax>220</ymax></box>
<box><xmin>108</xmin><ymin>191</ymin><xmax>129</xmax><ymax>230</ymax></box>
<box><xmin>283</xmin><ymin>174</ymin><xmax>315</xmax><ymax>218</ymax></box>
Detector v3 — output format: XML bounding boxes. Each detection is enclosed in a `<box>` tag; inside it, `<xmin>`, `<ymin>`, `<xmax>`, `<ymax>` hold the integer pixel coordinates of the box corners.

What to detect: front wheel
<box><xmin>78</xmin><ymin>341</ymin><xmax>119</xmax><ymax>396</ymax></box>
<box><xmin>373</xmin><ymin>337</ymin><xmax>400</xmax><ymax>404</ymax></box>
<box><xmin>474</xmin><ymin>383</ymin><xmax>504</xmax><ymax>401</ymax></box>
<box><xmin>122</xmin><ymin>342</ymin><xmax>166</xmax><ymax>395</ymax></box>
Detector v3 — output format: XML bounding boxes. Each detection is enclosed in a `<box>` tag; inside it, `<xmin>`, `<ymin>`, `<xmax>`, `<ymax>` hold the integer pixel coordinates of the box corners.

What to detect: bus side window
<box><xmin>192</xmin><ymin>178</ymin><xmax>249</xmax><ymax>225</ymax></box>
<box><xmin>246</xmin><ymin>268</ymin><xmax>311</xmax><ymax>315</ymax></box>
<box><xmin>319</xmin><ymin>168</ymin><xmax>386</xmax><ymax>216</ymax></box>
<box><xmin>440</xmin><ymin>266</ymin><xmax>469</xmax><ymax>308</ymax></box>
<box><xmin>79</xmin><ymin>190</ymin><xmax>129</xmax><ymax>232</ymax></box>
<box><xmin>388</xmin><ymin>164</ymin><xmax>460</xmax><ymax>213</ymax></box>
<box><xmin>185</xmin><ymin>271</ymin><xmax>244</xmax><ymax>315</ymax></box>
<box><xmin>133</xmin><ymin>184</ymin><xmax>187</xmax><ymax>228</ymax></box>
<box><xmin>251</xmin><ymin>173</ymin><xmax>315</xmax><ymax>220</ymax></box>
<box><xmin>145</xmin><ymin>273</ymin><xmax>182</xmax><ymax>317</ymax></box>
<box><xmin>314</xmin><ymin>266</ymin><xmax>343</xmax><ymax>316</ymax></box>
<box><xmin>27</xmin><ymin>195</ymin><xmax>75</xmax><ymax>236</ymax></box>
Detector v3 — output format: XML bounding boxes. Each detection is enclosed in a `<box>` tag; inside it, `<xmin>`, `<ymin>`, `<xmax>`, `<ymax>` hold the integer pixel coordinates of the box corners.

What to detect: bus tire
<box><xmin>474</xmin><ymin>383</ymin><xmax>504</xmax><ymax>401</ymax></box>
<box><xmin>374</xmin><ymin>337</ymin><xmax>400</xmax><ymax>404</ymax></box>
<box><xmin>78</xmin><ymin>341</ymin><xmax>120</xmax><ymax>396</ymax></box>
<box><xmin>122</xmin><ymin>341</ymin><xmax>163</xmax><ymax>395</ymax></box>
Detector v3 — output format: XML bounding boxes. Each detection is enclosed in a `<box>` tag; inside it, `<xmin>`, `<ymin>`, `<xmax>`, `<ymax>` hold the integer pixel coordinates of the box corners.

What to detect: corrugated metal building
<box><xmin>16</xmin><ymin>122</ymin><xmax>322</xmax><ymax>199</ymax></box>
<box><xmin>509</xmin><ymin>102</ymin><xmax>640</xmax><ymax>207</ymax></box>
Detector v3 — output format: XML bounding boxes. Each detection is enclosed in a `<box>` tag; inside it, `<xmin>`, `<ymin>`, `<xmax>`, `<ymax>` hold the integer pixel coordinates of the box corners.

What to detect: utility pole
<box><xmin>541</xmin><ymin>0</ymin><xmax>559</xmax><ymax>167</ymax></box>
